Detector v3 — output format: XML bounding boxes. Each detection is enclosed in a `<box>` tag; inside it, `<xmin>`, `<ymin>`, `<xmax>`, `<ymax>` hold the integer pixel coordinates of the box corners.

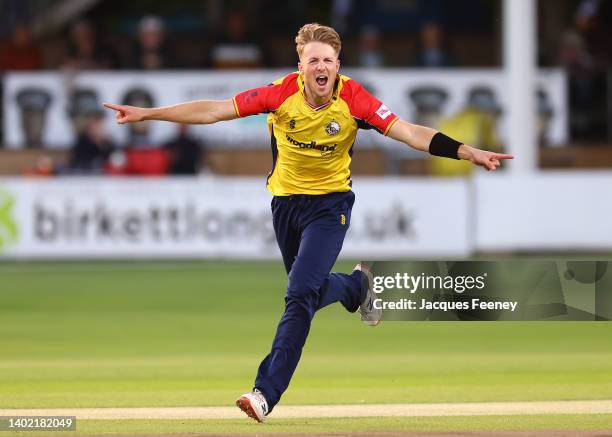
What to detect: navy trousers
<box><xmin>254</xmin><ymin>191</ymin><xmax>363</xmax><ymax>411</ymax></box>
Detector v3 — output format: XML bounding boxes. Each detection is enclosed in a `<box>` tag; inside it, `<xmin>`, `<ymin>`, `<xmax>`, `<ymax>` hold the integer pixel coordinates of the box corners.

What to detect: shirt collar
<box><xmin>298</xmin><ymin>73</ymin><xmax>341</xmax><ymax>110</ymax></box>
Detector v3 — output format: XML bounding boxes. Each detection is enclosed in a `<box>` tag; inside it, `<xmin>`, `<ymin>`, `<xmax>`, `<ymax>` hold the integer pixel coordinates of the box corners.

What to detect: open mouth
<box><xmin>316</xmin><ymin>75</ymin><xmax>328</xmax><ymax>87</ymax></box>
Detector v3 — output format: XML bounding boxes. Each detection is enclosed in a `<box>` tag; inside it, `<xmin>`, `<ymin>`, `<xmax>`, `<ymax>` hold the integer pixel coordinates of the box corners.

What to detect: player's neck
<box><xmin>304</xmin><ymin>89</ymin><xmax>333</xmax><ymax>110</ymax></box>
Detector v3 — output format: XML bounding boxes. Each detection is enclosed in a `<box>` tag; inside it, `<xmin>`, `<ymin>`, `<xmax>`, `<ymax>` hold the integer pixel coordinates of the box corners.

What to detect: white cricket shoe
<box><xmin>236</xmin><ymin>388</ymin><xmax>269</xmax><ymax>422</ymax></box>
<box><xmin>355</xmin><ymin>263</ymin><xmax>382</xmax><ymax>326</ymax></box>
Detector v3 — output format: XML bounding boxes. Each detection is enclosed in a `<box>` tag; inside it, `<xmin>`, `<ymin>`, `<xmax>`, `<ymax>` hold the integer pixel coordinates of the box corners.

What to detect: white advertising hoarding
<box><xmin>3</xmin><ymin>173</ymin><xmax>612</xmax><ymax>259</ymax></box>
<box><xmin>475</xmin><ymin>172</ymin><xmax>612</xmax><ymax>251</ymax></box>
<box><xmin>0</xmin><ymin>177</ymin><xmax>471</xmax><ymax>259</ymax></box>
<box><xmin>3</xmin><ymin>69</ymin><xmax>567</xmax><ymax>150</ymax></box>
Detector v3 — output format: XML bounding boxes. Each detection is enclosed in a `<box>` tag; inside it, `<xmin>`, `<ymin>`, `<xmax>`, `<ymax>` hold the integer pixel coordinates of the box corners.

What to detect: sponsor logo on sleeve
<box><xmin>375</xmin><ymin>104</ymin><xmax>392</xmax><ymax>120</ymax></box>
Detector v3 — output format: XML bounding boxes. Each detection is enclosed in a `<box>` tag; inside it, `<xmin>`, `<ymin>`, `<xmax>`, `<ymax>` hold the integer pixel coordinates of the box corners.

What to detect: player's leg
<box><xmin>313</xmin><ymin>191</ymin><xmax>363</xmax><ymax>312</ymax></box>
<box><xmin>270</xmin><ymin>197</ymin><xmax>301</xmax><ymax>274</ymax></box>
<box><xmin>315</xmin><ymin>270</ymin><xmax>363</xmax><ymax>311</ymax></box>
<box><xmin>253</xmin><ymin>192</ymin><xmax>356</xmax><ymax>412</ymax></box>
<box><xmin>236</xmin><ymin>196</ymin><xmax>302</xmax><ymax>422</ymax></box>
<box><xmin>312</xmin><ymin>193</ymin><xmax>379</xmax><ymax>323</ymax></box>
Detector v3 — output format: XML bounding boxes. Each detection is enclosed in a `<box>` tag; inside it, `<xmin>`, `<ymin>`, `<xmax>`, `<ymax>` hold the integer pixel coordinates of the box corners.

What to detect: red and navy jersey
<box><xmin>233</xmin><ymin>72</ymin><xmax>398</xmax><ymax>195</ymax></box>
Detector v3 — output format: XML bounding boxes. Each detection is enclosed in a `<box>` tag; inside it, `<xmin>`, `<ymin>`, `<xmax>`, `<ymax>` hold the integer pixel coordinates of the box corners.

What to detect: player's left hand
<box><xmin>461</xmin><ymin>146</ymin><xmax>514</xmax><ymax>171</ymax></box>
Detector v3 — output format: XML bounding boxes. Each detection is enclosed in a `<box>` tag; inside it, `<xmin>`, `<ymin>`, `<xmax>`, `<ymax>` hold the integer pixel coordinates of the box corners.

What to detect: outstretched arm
<box><xmin>387</xmin><ymin>119</ymin><xmax>514</xmax><ymax>171</ymax></box>
<box><xmin>103</xmin><ymin>99</ymin><xmax>238</xmax><ymax>125</ymax></box>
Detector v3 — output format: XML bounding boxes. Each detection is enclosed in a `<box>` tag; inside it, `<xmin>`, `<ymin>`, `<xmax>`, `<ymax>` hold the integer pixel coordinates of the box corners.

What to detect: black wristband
<box><xmin>429</xmin><ymin>132</ymin><xmax>462</xmax><ymax>160</ymax></box>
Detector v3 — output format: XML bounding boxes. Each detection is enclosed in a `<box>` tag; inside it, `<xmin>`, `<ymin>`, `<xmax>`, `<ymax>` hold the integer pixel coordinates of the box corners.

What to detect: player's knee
<box><xmin>286</xmin><ymin>282</ymin><xmax>319</xmax><ymax>301</ymax></box>
<box><xmin>284</xmin><ymin>290</ymin><xmax>318</xmax><ymax>319</ymax></box>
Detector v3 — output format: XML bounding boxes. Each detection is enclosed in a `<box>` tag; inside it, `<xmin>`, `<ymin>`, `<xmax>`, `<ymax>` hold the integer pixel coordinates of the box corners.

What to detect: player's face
<box><xmin>298</xmin><ymin>41</ymin><xmax>340</xmax><ymax>105</ymax></box>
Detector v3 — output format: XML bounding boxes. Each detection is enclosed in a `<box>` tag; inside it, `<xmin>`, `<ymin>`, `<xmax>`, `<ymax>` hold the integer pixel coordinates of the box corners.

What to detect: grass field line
<box><xmin>0</xmin><ymin>262</ymin><xmax>237</xmax><ymax>274</ymax></box>
<box><xmin>1</xmin><ymin>400</ymin><xmax>611</xmax><ymax>420</ymax></box>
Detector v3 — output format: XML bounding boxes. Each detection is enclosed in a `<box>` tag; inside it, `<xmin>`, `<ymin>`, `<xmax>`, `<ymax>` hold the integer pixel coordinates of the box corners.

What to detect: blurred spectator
<box><xmin>430</xmin><ymin>87</ymin><xmax>502</xmax><ymax>177</ymax></box>
<box><xmin>411</xmin><ymin>22</ymin><xmax>456</xmax><ymax>68</ymax></box>
<box><xmin>0</xmin><ymin>23</ymin><xmax>43</xmax><ymax>70</ymax></box>
<box><xmin>558</xmin><ymin>29</ymin><xmax>603</xmax><ymax>140</ymax></box>
<box><xmin>208</xmin><ymin>11</ymin><xmax>269</xmax><ymax>68</ymax></box>
<box><xmin>16</xmin><ymin>88</ymin><xmax>51</xmax><ymax>148</ymax></box>
<box><xmin>24</xmin><ymin>155</ymin><xmax>56</xmax><ymax>177</ymax></box>
<box><xmin>69</xmin><ymin>114</ymin><xmax>113</xmax><ymax>173</ymax></box>
<box><xmin>559</xmin><ymin>30</ymin><xmax>595</xmax><ymax>73</ymax></box>
<box><xmin>108</xmin><ymin>87</ymin><xmax>170</xmax><ymax>176</ymax></box>
<box><xmin>552</xmin><ymin>0</ymin><xmax>611</xmax><ymax>142</ymax></box>
<box><xmin>63</xmin><ymin>20</ymin><xmax>116</xmax><ymax>70</ymax></box>
<box><xmin>122</xmin><ymin>88</ymin><xmax>156</xmax><ymax>148</ymax></box>
<box><xmin>331</xmin><ymin>0</ymin><xmax>354</xmax><ymax>36</ymax></box>
<box><xmin>163</xmin><ymin>124</ymin><xmax>204</xmax><ymax>175</ymax></box>
<box><xmin>129</xmin><ymin>15</ymin><xmax>176</xmax><ymax>70</ymax></box>
<box><xmin>574</xmin><ymin>0</ymin><xmax>611</xmax><ymax>65</ymax></box>
<box><xmin>68</xmin><ymin>89</ymin><xmax>101</xmax><ymax>136</ymax></box>
<box><xmin>358</xmin><ymin>26</ymin><xmax>384</xmax><ymax>68</ymax></box>
<box><xmin>67</xmin><ymin>89</ymin><xmax>114</xmax><ymax>173</ymax></box>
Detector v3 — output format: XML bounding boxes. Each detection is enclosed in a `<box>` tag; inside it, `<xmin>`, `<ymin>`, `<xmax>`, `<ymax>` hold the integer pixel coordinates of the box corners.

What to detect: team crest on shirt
<box><xmin>325</xmin><ymin>120</ymin><xmax>341</xmax><ymax>136</ymax></box>
<box><xmin>289</xmin><ymin>119</ymin><xmax>296</xmax><ymax>130</ymax></box>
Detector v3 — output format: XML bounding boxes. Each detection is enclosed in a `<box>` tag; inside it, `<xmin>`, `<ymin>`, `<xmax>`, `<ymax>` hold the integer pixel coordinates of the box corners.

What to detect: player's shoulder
<box><xmin>338</xmin><ymin>74</ymin><xmax>366</xmax><ymax>100</ymax></box>
<box><xmin>267</xmin><ymin>72</ymin><xmax>300</xmax><ymax>104</ymax></box>
<box><xmin>271</xmin><ymin>71</ymin><xmax>300</xmax><ymax>88</ymax></box>
<box><xmin>338</xmin><ymin>73</ymin><xmax>353</xmax><ymax>84</ymax></box>
<box><xmin>340</xmin><ymin>74</ymin><xmax>375</xmax><ymax>107</ymax></box>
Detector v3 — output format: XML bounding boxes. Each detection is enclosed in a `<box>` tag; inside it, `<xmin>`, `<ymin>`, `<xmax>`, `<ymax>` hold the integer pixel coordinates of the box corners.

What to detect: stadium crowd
<box><xmin>0</xmin><ymin>0</ymin><xmax>611</xmax><ymax>176</ymax></box>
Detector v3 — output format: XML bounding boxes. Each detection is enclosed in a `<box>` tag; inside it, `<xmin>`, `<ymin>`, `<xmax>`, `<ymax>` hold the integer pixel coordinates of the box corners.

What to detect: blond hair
<box><xmin>295</xmin><ymin>23</ymin><xmax>341</xmax><ymax>58</ymax></box>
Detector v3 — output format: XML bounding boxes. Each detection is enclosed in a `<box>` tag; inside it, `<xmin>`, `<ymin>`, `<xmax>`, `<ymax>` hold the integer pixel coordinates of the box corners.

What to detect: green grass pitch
<box><xmin>0</xmin><ymin>260</ymin><xmax>611</xmax><ymax>434</ymax></box>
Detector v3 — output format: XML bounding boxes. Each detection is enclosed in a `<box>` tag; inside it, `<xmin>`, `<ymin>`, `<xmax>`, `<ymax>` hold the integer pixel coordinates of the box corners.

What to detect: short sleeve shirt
<box><xmin>233</xmin><ymin>72</ymin><xmax>398</xmax><ymax>195</ymax></box>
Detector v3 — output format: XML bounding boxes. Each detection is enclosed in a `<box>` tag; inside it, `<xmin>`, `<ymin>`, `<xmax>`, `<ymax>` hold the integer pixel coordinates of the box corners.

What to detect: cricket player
<box><xmin>104</xmin><ymin>23</ymin><xmax>513</xmax><ymax>423</ymax></box>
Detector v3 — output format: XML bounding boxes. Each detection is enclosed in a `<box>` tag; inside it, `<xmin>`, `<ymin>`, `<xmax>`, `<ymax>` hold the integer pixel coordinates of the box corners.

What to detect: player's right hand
<box><xmin>103</xmin><ymin>103</ymin><xmax>148</xmax><ymax>124</ymax></box>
